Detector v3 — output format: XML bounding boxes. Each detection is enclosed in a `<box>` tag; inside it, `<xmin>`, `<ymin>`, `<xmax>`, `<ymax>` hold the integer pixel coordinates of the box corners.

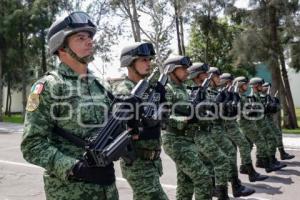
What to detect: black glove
<box><xmin>70</xmin><ymin>160</ymin><xmax>115</xmax><ymax>185</ymax></box>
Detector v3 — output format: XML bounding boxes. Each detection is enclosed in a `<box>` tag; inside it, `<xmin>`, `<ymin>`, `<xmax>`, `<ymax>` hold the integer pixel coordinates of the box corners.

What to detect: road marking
<box><xmin>0</xmin><ymin>159</ymin><xmax>272</xmax><ymax>200</ymax></box>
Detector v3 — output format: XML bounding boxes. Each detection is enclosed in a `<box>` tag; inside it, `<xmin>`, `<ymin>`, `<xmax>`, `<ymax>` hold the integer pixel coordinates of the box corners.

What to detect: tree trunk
<box><xmin>5</xmin><ymin>77</ymin><xmax>10</xmax><ymax>114</ymax></box>
<box><xmin>279</xmin><ymin>50</ymin><xmax>298</xmax><ymax>128</ymax></box>
<box><xmin>41</xmin><ymin>29</ymin><xmax>47</xmax><ymax>74</ymax></box>
<box><xmin>268</xmin><ymin>5</ymin><xmax>286</xmax><ymax>130</ymax></box>
<box><xmin>131</xmin><ymin>0</ymin><xmax>141</xmax><ymax>42</ymax></box>
<box><xmin>0</xmin><ymin>47</ymin><xmax>3</xmax><ymax>121</ymax></box>
<box><xmin>174</xmin><ymin>0</ymin><xmax>182</xmax><ymax>55</ymax></box>
<box><xmin>20</xmin><ymin>25</ymin><xmax>26</xmax><ymax>118</ymax></box>
<box><xmin>179</xmin><ymin>15</ymin><xmax>185</xmax><ymax>55</ymax></box>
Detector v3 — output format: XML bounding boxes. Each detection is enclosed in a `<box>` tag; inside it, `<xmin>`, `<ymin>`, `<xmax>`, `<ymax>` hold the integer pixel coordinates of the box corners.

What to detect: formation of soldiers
<box><xmin>21</xmin><ymin>11</ymin><xmax>295</xmax><ymax>200</ymax></box>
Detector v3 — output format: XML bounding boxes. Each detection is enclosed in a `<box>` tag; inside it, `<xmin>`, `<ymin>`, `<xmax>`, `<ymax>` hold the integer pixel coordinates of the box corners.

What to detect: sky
<box><xmin>87</xmin><ymin>0</ymin><xmax>250</xmax><ymax>79</ymax></box>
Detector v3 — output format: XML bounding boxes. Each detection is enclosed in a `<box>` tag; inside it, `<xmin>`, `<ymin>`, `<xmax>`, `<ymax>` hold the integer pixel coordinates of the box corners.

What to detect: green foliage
<box><xmin>3</xmin><ymin>114</ymin><xmax>24</xmax><ymax>124</ymax></box>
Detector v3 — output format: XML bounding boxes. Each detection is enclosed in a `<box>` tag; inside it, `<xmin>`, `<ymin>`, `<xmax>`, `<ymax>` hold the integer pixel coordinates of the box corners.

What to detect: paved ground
<box><xmin>1</xmin><ymin>122</ymin><xmax>300</xmax><ymax>200</ymax></box>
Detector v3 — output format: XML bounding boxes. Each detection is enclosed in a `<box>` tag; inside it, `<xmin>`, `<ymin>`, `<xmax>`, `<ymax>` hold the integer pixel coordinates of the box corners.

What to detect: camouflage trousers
<box><xmin>162</xmin><ymin>132</ymin><xmax>212</xmax><ymax>200</ymax></box>
<box><xmin>266</xmin><ymin>115</ymin><xmax>284</xmax><ymax>148</ymax></box>
<box><xmin>238</xmin><ymin>120</ymin><xmax>272</xmax><ymax>159</ymax></box>
<box><xmin>43</xmin><ymin>173</ymin><xmax>119</xmax><ymax>200</ymax></box>
<box><xmin>120</xmin><ymin>158</ymin><xmax>168</xmax><ymax>200</ymax></box>
<box><xmin>223</xmin><ymin>120</ymin><xmax>253</xmax><ymax>166</ymax></box>
<box><xmin>209</xmin><ymin>122</ymin><xmax>238</xmax><ymax>179</ymax></box>
<box><xmin>256</xmin><ymin>118</ymin><xmax>278</xmax><ymax>156</ymax></box>
<box><xmin>194</xmin><ymin>127</ymin><xmax>230</xmax><ymax>186</ymax></box>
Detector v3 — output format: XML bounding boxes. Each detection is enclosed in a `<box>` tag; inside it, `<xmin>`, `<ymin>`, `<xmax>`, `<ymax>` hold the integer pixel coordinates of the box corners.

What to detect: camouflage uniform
<box><xmin>162</xmin><ymin>80</ymin><xmax>212</xmax><ymax>200</ymax></box>
<box><xmin>113</xmin><ymin>77</ymin><xmax>168</xmax><ymax>200</ymax></box>
<box><xmin>238</xmin><ymin>95</ymin><xmax>271</xmax><ymax>159</ymax></box>
<box><xmin>21</xmin><ymin>63</ymin><xmax>118</xmax><ymax>200</ymax></box>
<box><xmin>188</xmin><ymin>86</ymin><xmax>230</xmax><ymax>186</ymax></box>
<box><xmin>253</xmin><ymin>93</ymin><xmax>277</xmax><ymax>157</ymax></box>
<box><xmin>206</xmin><ymin>88</ymin><xmax>238</xmax><ymax>179</ymax></box>
<box><xmin>223</xmin><ymin>120</ymin><xmax>252</xmax><ymax>166</ymax></box>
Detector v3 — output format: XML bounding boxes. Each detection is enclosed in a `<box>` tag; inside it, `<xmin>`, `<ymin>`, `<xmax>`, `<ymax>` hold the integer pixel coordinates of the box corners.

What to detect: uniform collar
<box><xmin>58</xmin><ymin>62</ymin><xmax>96</xmax><ymax>84</ymax></box>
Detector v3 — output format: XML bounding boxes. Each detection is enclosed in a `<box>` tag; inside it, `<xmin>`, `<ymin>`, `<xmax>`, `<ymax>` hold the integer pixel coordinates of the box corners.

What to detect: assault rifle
<box><xmin>84</xmin><ymin>67</ymin><xmax>167</xmax><ymax>167</ymax></box>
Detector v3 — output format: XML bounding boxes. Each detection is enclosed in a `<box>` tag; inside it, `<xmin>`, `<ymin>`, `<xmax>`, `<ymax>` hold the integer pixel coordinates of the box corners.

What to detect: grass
<box><xmin>283</xmin><ymin>108</ymin><xmax>300</xmax><ymax>134</ymax></box>
<box><xmin>3</xmin><ymin>114</ymin><xmax>24</xmax><ymax>124</ymax></box>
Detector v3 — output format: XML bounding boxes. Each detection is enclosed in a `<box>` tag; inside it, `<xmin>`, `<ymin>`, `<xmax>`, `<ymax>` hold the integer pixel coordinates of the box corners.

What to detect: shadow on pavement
<box><xmin>275</xmin><ymin>169</ymin><xmax>300</xmax><ymax>177</ymax></box>
<box><xmin>243</xmin><ymin>183</ymin><xmax>283</xmax><ymax>195</ymax></box>
<box><xmin>261</xmin><ymin>175</ymin><xmax>294</xmax><ymax>185</ymax></box>
<box><xmin>280</xmin><ymin>160</ymin><xmax>300</xmax><ymax>167</ymax></box>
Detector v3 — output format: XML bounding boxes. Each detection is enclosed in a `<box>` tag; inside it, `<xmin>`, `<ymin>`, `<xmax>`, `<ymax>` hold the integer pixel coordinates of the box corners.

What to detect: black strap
<box><xmin>53</xmin><ymin>126</ymin><xmax>87</xmax><ymax>148</ymax></box>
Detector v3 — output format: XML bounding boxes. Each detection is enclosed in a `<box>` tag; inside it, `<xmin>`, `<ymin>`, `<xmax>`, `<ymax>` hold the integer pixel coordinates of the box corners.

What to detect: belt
<box><xmin>166</xmin><ymin>126</ymin><xmax>196</xmax><ymax>137</ymax></box>
<box><xmin>136</xmin><ymin>148</ymin><xmax>161</xmax><ymax>161</ymax></box>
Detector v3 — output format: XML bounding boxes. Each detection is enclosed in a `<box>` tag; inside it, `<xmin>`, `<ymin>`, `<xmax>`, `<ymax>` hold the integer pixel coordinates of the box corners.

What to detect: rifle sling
<box><xmin>53</xmin><ymin>126</ymin><xmax>87</xmax><ymax>149</ymax></box>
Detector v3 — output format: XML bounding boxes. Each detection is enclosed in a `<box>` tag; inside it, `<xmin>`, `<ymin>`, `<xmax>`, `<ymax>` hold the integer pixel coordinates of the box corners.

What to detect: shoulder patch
<box><xmin>31</xmin><ymin>82</ymin><xmax>45</xmax><ymax>95</ymax></box>
<box><xmin>26</xmin><ymin>93</ymin><xmax>40</xmax><ymax>112</ymax></box>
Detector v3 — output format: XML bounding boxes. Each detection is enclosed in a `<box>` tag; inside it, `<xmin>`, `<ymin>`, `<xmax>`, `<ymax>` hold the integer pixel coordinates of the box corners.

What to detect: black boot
<box><xmin>244</xmin><ymin>163</ymin><xmax>269</xmax><ymax>182</ymax></box>
<box><xmin>214</xmin><ymin>185</ymin><xmax>229</xmax><ymax>200</ymax></box>
<box><xmin>270</xmin><ymin>155</ymin><xmax>287</xmax><ymax>169</ymax></box>
<box><xmin>231</xmin><ymin>176</ymin><xmax>255</xmax><ymax>197</ymax></box>
<box><xmin>263</xmin><ymin>157</ymin><xmax>282</xmax><ymax>173</ymax></box>
<box><xmin>239</xmin><ymin>164</ymin><xmax>248</xmax><ymax>174</ymax></box>
<box><xmin>279</xmin><ymin>147</ymin><xmax>295</xmax><ymax>160</ymax></box>
<box><xmin>256</xmin><ymin>156</ymin><xmax>265</xmax><ymax>168</ymax></box>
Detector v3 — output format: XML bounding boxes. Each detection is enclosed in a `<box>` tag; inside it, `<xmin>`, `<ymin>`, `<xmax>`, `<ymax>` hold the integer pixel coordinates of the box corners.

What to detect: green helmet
<box><xmin>163</xmin><ymin>55</ymin><xmax>192</xmax><ymax>74</ymax></box>
<box><xmin>47</xmin><ymin>11</ymin><xmax>96</xmax><ymax>55</ymax></box>
<box><xmin>207</xmin><ymin>67</ymin><xmax>221</xmax><ymax>75</ymax></box>
<box><xmin>120</xmin><ymin>42</ymin><xmax>155</xmax><ymax>67</ymax></box>
<box><xmin>249</xmin><ymin>77</ymin><xmax>264</xmax><ymax>86</ymax></box>
<box><xmin>220</xmin><ymin>73</ymin><xmax>234</xmax><ymax>81</ymax></box>
<box><xmin>187</xmin><ymin>62</ymin><xmax>209</xmax><ymax>79</ymax></box>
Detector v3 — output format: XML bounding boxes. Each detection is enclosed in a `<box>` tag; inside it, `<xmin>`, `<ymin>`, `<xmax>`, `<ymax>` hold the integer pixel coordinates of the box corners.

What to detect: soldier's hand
<box><xmin>69</xmin><ymin>160</ymin><xmax>115</xmax><ymax>184</ymax></box>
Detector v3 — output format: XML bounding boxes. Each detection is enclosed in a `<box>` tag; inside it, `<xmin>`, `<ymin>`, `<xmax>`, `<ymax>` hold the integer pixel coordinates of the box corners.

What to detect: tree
<box><xmin>228</xmin><ymin>0</ymin><xmax>299</xmax><ymax>128</ymax></box>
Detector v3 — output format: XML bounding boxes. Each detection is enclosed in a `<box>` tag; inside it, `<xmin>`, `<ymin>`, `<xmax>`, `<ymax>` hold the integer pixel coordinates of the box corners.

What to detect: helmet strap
<box><xmin>65</xmin><ymin>46</ymin><xmax>94</xmax><ymax>64</ymax></box>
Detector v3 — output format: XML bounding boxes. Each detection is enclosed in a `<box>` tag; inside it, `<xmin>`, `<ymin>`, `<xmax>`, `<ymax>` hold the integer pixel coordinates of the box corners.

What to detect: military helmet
<box><xmin>47</xmin><ymin>11</ymin><xmax>96</xmax><ymax>55</ymax></box>
<box><xmin>220</xmin><ymin>73</ymin><xmax>234</xmax><ymax>81</ymax></box>
<box><xmin>233</xmin><ymin>76</ymin><xmax>249</xmax><ymax>85</ymax></box>
<box><xmin>262</xmin><ymin>82</ymin><xmax>271</xmax><ymax>87</ymax></box>
<box><xmin>120</xmin><ymin>42</ymin><xmax>155</xmax><ymax>68</ymax></box>
<box><xmin>163</xmin><ymin>55</ymin><xmax>192</xmax><ymax>74</ymax></box>
<box><xmin>207</xmin><ymin>67</ymin><xmax>221</xmax><ymax>76</ymax></box>
<box><xmin>187</xmin><ymin>62</ymin><xmax>209</xmax><ymax>79</ymax></box>
<box><xmin>249</xmin><ymin>77</ymin><xmax>265</xmax><ymax>86</ymax></box>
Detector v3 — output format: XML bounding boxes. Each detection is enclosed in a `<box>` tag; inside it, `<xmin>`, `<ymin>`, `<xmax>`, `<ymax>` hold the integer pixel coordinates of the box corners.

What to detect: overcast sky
<box><xmin>88</xmin><ymin>0</ymin><xmax>250</xmax><ymax>79</ymax></box>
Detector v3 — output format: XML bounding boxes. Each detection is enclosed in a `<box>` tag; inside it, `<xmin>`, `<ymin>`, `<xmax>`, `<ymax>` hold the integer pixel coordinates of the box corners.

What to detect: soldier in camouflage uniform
<box><xmin>187</xmin><ymin>63</ymin><xmax>231</xmax><ymax>199</ymax></box>
<box><xmin>21</xmin><ymin>12</ymin><xmax>118</xmax><ymax>200</ymax></box>
<box><xmin>112</xmin><ymin>42</ymin><xmax>168</xmax><ymax>200</ymax></box>
<box><xmin>237</xmin><ymin>77</ymin><xmax>283</xmax><ymax>173</ymax></box>
<box><xmin>162</xmin><ymin>56</ymin><xmax>212</xmax><ymax>200</ymax></box>
<box><xmin>261</xmin><ymin>82</ymin><xmax>294</xmax><ymax>160</ymax></box>
<box><xmin>219</xmin><ymin>74</ymin><xmax>268</xmax><ymax>183</ymax></box>
<box><xmin>204</xmin><ymin>67</ymin><xmax>255</xmax><ymax>199</ymax></box>
<box><xmin>248</xmin><ymin>77</ymin><xmax>286</xmax><ymax>170</ymax></box>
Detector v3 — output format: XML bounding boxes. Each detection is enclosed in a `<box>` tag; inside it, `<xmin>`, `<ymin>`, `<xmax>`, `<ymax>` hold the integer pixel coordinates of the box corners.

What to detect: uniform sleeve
<box><xmin>21</xmin><ymin>81</ymin><xmax>77</xmax><ymax>181</ymax></box>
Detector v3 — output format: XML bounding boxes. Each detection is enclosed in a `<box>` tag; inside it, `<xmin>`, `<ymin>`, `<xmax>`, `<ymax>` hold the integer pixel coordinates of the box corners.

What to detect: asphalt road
<box><xmin>0</xmin><ymin>122</ymin><xmax>300</xmax><ymax>200</ymax></box>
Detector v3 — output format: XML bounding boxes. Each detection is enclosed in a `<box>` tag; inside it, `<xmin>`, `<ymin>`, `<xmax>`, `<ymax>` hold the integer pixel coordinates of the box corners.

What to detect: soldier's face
<box><xmin>212</xmin><ymin>75</ymin><xmax>220</xmax><ymax>86</ymax></box>
<box><xmin>174</xmin><ymin>67</ymin><xmax>188</xmax><ymax>81</ymax></box>
<box><xmin>262</xmin><ymin>87</ymin><xmax>268</xmax><ymax>93</ymax></box>
<box><xmin>67</xmin><ymin>32</ymin><xmax>94</xmax><ymax>57</ymax></box>
<box><xmin>198</xmin><ymin>72</ymin><xmax>208</xmax><ymax>82</ymax></box>
<box><xmin>241</xmin><ymin>83</ymin><xmax>248</xmax><ymax>92</ymax></box>
<box><xmin>133</xmin><ymin>57</ymin><xmax>152</xmax><ymax>76</ymax></box>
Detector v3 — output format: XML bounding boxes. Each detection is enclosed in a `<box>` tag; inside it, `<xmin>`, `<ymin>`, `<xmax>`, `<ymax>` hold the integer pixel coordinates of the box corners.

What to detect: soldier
<box><xmin>237</xmin><ymin>77</ymin><xmax>282</xmax><ymax>173</ymax></box>
<box><xmin>205</xmin><ymin>67</ymin><xmax>255</xmax><ymax>199</ymax></box>
<box><xmin>261</xmin><ymin>82</ymin><xmax>295</xmax><ymax>160</ymax></box>
<box><xmin>219</xmin><ymin>74</ymin><xmax>268</xmax><ymax>182</ymax></box>
<box><xmin>21</xmin><ymin>12</ymin><xmax>118</xmax><ymax>200</ymax></box>
<box><xmin>187</xmin><ymin>63</ymin><xmax>231</xmax><ymax>199</ymax></box>
<box><xmin>112</xmin><ymin>42</ymin><xmax>168</xmax><ymax>200</ymax></box>
<box><xmin>162</xmin><ymin>56</ymin><xmax>212</xmax><ymax>200</ymax></box>
<box><xmin>248</xmin><ymin>77</ymin><xmax>286</xmax><ymax>170</ymax></box>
